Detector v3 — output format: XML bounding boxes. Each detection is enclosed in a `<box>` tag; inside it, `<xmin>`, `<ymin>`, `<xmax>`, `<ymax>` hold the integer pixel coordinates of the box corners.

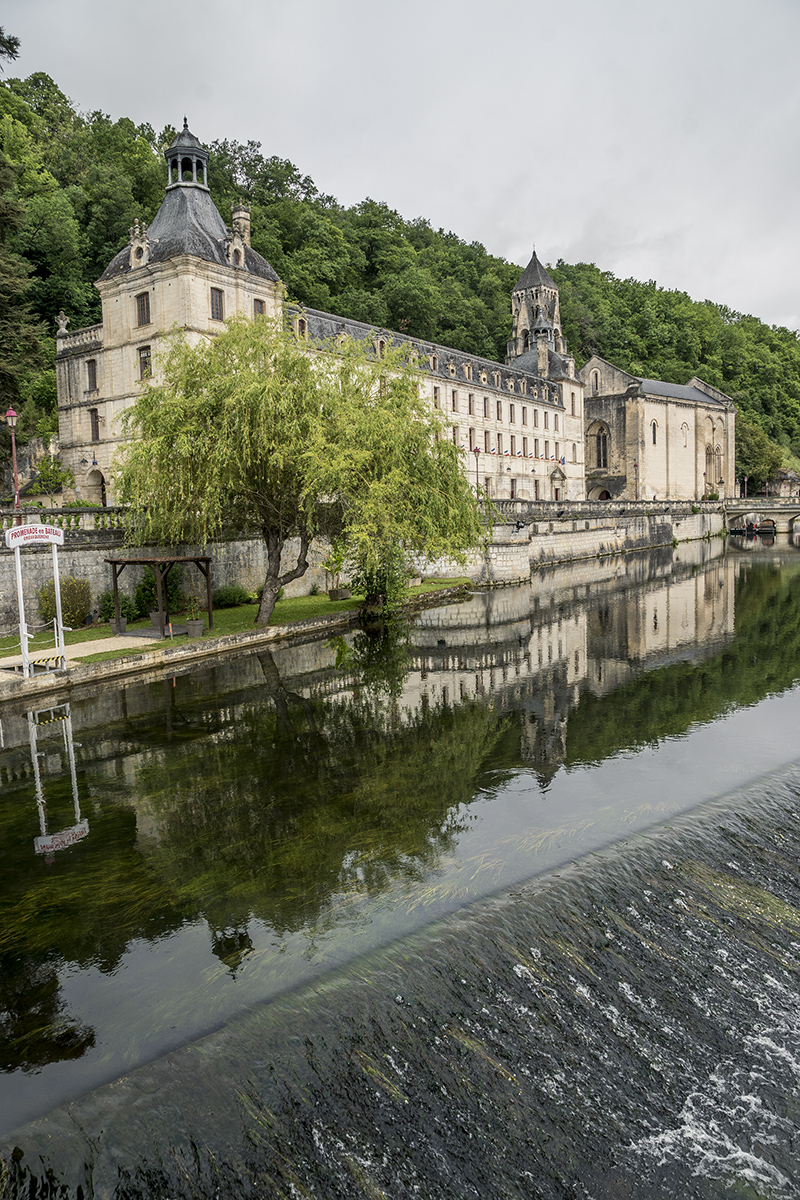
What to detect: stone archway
<box><xmin>85</xmin><ymin>469</ymin><xmax>107</xmax><ymax>507</ymax></box>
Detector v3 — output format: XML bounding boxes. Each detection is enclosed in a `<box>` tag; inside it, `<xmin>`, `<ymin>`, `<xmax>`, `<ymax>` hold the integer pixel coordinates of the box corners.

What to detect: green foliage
<box><xmin>211</xmin><ymin>582</ymin><xmax>251</xmax><ymax>608</ymax></box>
<box><xmin>735</xmin><ymin>410</ymin><xmax>784</xmax><ymax>488</ymax></box>
<box><xmin>37</xmin><ymin>575</ymin><xmax>91</xmax><ymax>626</ymax></box>
<box><xmin>133</xmin><ymin>565</ymin><xmax>183</xmax><ymax>617</ymax></box>
<box><xmin>35</xmin><ymin>454</ymin><xmax>74</xmax><ymax>503</ymax></box>
<box><xmin>97</xmin><ymin>590</ymin><xmax>137</xmax><ymax>622</ymax></box>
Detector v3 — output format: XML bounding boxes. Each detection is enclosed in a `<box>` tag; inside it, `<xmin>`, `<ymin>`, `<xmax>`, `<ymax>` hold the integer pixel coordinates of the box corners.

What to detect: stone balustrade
<box><xmin>0</xmin><ymin>507</ymin><xmax>126</xmax><ymax>534</ymax></box>
<box><xmin>56</xmin><ymin>323</ymin><xmax>104</xmax><ymax>350</ymax></box>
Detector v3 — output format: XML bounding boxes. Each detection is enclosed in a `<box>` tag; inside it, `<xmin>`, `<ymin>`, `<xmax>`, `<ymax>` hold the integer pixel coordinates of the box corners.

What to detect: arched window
<box><xmin>681</xmin><ymin>423</ymin><xmax>689</xmax><ymax>448</ymax></box>
<box><xmin>714</xmin><ymin>445</ymin><xmax>722</xmax><ymax>480</ymax></box>
<box><xmin>651</xmin><ymin>421</ymin><xmax>658</xmax><ymax>445</ymax></box>
<box><xmin>595</xmin><ymin>426</ymin><xmax>608</xmax><ymax>468</ymax></box>
<box><xmin>592</xmin><ymin>371</ymin><xmax>599</xmax><ymax>395</ymax></box>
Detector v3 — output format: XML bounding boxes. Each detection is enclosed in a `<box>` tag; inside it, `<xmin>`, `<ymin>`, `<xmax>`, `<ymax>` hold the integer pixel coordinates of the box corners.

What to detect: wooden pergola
<box><xmin>105</xmin><ymin>556</ymin><xmax>213</xmax><ymax>637</ymax></box>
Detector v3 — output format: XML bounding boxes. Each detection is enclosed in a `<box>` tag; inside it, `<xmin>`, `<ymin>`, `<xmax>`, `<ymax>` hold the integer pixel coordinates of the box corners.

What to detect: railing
<box><xmin>489</xmin><ymin>499</ymin><xmax>710</xmax><ymax>519</ymax></box>
<box><xmin>56</xmin><ymin>323</ymin><xmax>104</xmax><ymax>350</ymax></box>
<box><xmin>0</xmin><ymin>507</ymin><xmax>127</xmax><ymax>534</ymax></box>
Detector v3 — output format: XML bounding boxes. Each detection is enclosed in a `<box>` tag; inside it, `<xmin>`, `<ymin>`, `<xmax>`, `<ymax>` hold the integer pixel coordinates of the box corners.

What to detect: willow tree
<box><xmin>114</xmin><ymin>316</ymin><xmax>485</xmax><ymax>624</ymax></box>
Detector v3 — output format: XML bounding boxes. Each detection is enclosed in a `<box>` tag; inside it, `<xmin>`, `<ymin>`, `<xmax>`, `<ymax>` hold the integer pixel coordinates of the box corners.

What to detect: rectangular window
<box><xmin>497</xmin><ymin>433</ymin><xmax>503</xmax><ymax>455</ymax></box>
<box><xmin>570</xmin><ymin>392</ymin><xmax>576</xmax><ymax>416</ymax></box>
<box><xmin>510</xmin><ymin>478</ymin><xmax>517</xmax><ymax>499</ymax></box>
<box><xmin>138</xmin><ymin>346</ymin><xmax>152</xmax><ymax>380</ymax></box>
<box><xmin>452</xmin><ymin>425</ymin><xmax>458</xmax><ymax>444</ymax></box>
<box><xmin>554</xmin><ymin>414</ymin><xmax>559</xmax><ymax>432</ymax></box>
<box><xmin>210</xmin><ymin>288</ymin><xmax>224</xmax><ymax>321</ymax></box>
<box><xmin>510</xmin><ymin>435</ymin><xmax>516</xmax><ymax>456</ymax></box>
<box><xmin>86</xmin><ymin>359</ymin><xmax>97</xmax><ymax>391</ymax></box>
<box><xmin>483</xmin><ymin>396</ymin><xmax>489</xmax><ymax>418</ymax></box>
<box><xmin>521</xmin><ymin>407</ymin><xmax>527</xmax><ymax>425</ymax></box>
<box><xmin>253</xmin><ymin>298</ymin><xmax>266</xmax><ymax>317</ymax></box>
<box><xmin>469</xmin><ymin>427</ymin><xmax>476</xmax><ymax>450</ymax></box>
<box><xmin>89</xmin><ymin>408</ymin><xmax>100</xmax><ymax>442</ymax></box>
<box><xmin>509</xmin><ymin>403</ymin><xmax>515</xmax><ymax>423</ymax></box>
<box><xmin>468</xmin><ymin>393</ymin><xmax>474</xmax><ymax>415</ymax></box>
<box><xmin>136</xmin><ymin>292</ymin><xmax>150</xmax><ymax>326</ymax></box>
<box><xmin>544</xmin><ymin>441</ymin><xmax>550</xmax><ymax>459</ymax></box>
<box><xmin>433</xmin><ymin>386</ymin><xmax>440</xmax><ymax>409</ymax></box>
<box><xmin>555</xmin><ymin>442</ymin><xmax>560</xmax><ymax>460</ymax></box>
<box><xmin>484</xmin><ymin>431</ymin><xmax>490</xmax><ymax>452</ymax></box>
<box><xmin>452</xmin><ymin>390</ymin><xmax>458</xmax><ymax>412</ymax></box>
<box><xmin>534</xmin><ymin>438</ymin><xmax>539</xmax><ymax>457</ymax></box>
<box><xmin>522</xmin><ymin>437</ymin><xmax>528</xmax><ymax>457</ymax></box>
<box><xmin>496</xmin><ymin>401</ymin><xmax>502</xmax><ymax>421</ymax></box>
<box><xmin>533</xmin><ymin>409</ymin><xmax>539</xmax><ymax>428</ymax></box>
<box><xmin>544</xmin><ymin>411</ymin><xmax>549</xmax><ymax>430</ymax></box>
<box><xmin>533</xmin><ymin>479</ymin><xmax>539</xmax><ymax>500</ymax></box>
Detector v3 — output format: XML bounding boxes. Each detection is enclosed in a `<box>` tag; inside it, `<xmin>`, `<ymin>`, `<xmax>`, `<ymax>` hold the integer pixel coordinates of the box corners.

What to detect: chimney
<box><xmin>232</xmin><ymin>202</ymin><xmax>251</xmax><ymax>247</ymax></box>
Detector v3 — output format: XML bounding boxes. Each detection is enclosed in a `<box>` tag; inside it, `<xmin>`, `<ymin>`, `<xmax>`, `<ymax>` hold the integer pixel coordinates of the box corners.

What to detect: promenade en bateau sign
<box><xmin>4</xmin><ymin>523</ymin><xmax>65</xmax><ymax>549</ymax></box>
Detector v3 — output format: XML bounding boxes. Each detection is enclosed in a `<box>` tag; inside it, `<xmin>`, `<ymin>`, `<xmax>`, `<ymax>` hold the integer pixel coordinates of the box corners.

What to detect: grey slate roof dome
<box><xmin>99</xmin><ymin>120</ymin><xmax>279</xmax><ymax>283</ymax></box>
<box><xmin>514</xmin><ymin>248</ymin><xmax>557</xmax><ymax>293</ymax></box>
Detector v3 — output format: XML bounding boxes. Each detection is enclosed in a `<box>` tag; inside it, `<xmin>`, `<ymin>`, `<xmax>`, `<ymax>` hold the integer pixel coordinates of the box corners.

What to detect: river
<box><xmin>2</xmin><ymin>536</ymin><xmax>800</xmax><ymax>1197</ymax></box>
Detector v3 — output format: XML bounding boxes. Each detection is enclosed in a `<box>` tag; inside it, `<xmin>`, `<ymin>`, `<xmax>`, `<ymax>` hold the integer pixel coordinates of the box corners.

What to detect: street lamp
<box><xmin>703</xmin><ymin>471</ymin><xmax>707</xmax><ymax>500</ymax></box>
<box><xmin>743</xmin><ymin>474</ymin><xmax>748</xmax><ymax>499</ymax></box>
<box><xmin>5</xmin><ymin>408</ymin><xmax>21</xmax><ymax>524</ymax></box>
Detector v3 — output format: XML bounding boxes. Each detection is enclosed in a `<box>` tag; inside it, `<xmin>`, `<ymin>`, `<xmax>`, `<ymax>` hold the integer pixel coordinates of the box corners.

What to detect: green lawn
<box><xmin>0</xmin><ymin>579</ymin><xmax>473</xmax><ymax>660</ymax></box>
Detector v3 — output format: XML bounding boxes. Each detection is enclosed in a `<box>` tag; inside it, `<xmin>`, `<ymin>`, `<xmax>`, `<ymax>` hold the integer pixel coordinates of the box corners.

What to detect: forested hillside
<box><xmin>1</xmin><ymin>67</ymin><xmax>798</xmax><ymax>482</ymax></box>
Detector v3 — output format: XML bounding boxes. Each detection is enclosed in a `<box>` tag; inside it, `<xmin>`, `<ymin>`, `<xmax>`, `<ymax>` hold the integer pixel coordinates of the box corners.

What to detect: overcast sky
<box><xmin>6</xmin><ymin>0</ymin><xmax>799</xmax><ymax>333</ymax></box>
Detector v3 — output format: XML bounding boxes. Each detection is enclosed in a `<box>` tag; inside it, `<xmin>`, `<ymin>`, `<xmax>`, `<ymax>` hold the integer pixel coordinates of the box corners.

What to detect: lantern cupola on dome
<box><xmin>165</xmin><ymin>117</ymin><xmax>209</xmax><ymax>189</ymax></box>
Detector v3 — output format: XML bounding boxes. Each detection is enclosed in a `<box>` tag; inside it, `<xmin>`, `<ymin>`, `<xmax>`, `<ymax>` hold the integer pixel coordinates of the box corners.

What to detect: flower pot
<box><xmin>112</xmin><ymin>617</ymin><xmax>127</xmax><ymax>634</ymax></box>
<box><xmin>186</xmin><ymin>619</ymin><xmax>204</xmax><ymax>637</ymax></box>
<box><xmin>149</xmin><ymin>610</ymin><xmax>161</xmax><ymax>626</ymax></box>
<box><xmin>328</xmin><ymin>588</ymin><xmax>352</xmax><ymax>601</ymax></box>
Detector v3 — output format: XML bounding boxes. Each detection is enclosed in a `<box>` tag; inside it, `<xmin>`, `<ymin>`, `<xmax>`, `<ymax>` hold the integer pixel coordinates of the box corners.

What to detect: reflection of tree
<box><xmin>565</xmin><ymin>562</ymin><xmax>800</xmax><ymax>765</ymax></box>
<box><xmin>0</xmin><ymin>954</ymin><xmax>95</xmax><ymax>1072</ymax></box>
<box><xmin>139</xmin><ymin>647</ymin><xmax>512</xmax><ymax>937</ymax></box>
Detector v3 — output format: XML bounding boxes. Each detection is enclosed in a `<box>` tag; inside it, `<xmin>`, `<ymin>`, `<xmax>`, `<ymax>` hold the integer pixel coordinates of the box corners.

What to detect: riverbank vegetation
<box><xmin>2</xmin><ymin>66</ymin><xmax>799</xmax><ymax>481</ymax></box>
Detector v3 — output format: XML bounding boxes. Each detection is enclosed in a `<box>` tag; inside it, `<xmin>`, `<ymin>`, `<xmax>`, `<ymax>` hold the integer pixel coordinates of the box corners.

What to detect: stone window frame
<box><xmin>496</xmin><ymin>400</ymin><xmax>502</xmax><ymax>422</ymax></box>
<box><xmin>521</xmin><ymin>407</ymin><xmax>528</xmax><ymax>426</ymax></box>
<box><xmin>86</xmin><ymin>359</ymin><xmax>98</xmax><ymax>392</ymax></box>
<box><xmin>433</xmin><ymin>386</ymin><xmax>440</xmax><ymax>409</ymax></box>
<box><xmin>509</xmin><ymin>403</ymin><xmax>515</xmax><ymax>424</ymax></box>
<box><xmin>89</xmin><ymin>407</ymin><xmax>100</xmax><ymax>443</ymax></box>
<box><xmin>253</xmin><ymin>298</ymin><xmax>266</xmax><ymax>317</ymax></box>
<box><xmin>138</xmin><ymin>345</ymin><xmax>152</xmax><ymax>381</ymax></box>
<box><xmin>136</xmin><ymin>292</ymin><xmax>151</xmax><ymax>327</ymax></box>
<box><xmin>210</xmin><ymin>288</ymin><xmax>225</xmax><ymax>322</ymax></box>
<box><xmin>451</xmin><ymin>390</ymin><xmax>458</xmax><ymax>412</ymax></box>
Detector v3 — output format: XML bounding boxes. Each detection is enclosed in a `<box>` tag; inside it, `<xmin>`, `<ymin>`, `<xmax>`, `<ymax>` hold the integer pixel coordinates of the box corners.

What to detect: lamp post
<box><xmin>743</xmin><ymin>475</ymin><xmax>748</xmax><ymax>499</ymax></box>
<box><xmin>5</xmin><ymin>408</ymin><xmax>21</xmax><ymax>524</ymax></box>
<box><xmin>703</xmin><ymin>471</ymin><xmax>707</xmax><ymax>501</ymax></box>
<box><xmin>473</xmin><ymin>444</ymin><xmax>480</xmax><ymax>494</ymax></box>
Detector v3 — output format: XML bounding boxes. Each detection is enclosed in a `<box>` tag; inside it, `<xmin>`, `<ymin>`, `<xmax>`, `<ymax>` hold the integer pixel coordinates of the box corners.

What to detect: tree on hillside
<box><xmin>114</xmin><ymin>317</ymin><xmax>486</xmax><ymax>624</ymax></box>
<box><xmin>735</xmin><ymin>411</ymin><xmax>783</xmax><ymax>491</ymax></box>
<box><xmin>0</xmin><ymin>28</ymin><xmax>20</xmax><ymax>68</ymax></box>
<box><xmin>0</xmin><ymin>149</ymin><xmax>44</xmax><ymax>416</ymax></box>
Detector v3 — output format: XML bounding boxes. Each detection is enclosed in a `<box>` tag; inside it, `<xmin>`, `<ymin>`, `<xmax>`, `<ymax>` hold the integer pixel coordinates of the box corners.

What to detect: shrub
<box><xmin>97</xmin><ymin>590</ymin><xmax>138</xmax><ymax>622</ymax></box>
<box><xmin>212</xmin><ymin>582</ymin><xmax>251</xmax><ymax>608</ymax></box>
<box><xmin>134</xmin><ymin>566</ymin><xmax>183</xmax><ymax>617</ymax></box>
<box><xmin>38</xmin><ymin>577</ymin><xmax>92</xmax><ymax>627</ymax></box>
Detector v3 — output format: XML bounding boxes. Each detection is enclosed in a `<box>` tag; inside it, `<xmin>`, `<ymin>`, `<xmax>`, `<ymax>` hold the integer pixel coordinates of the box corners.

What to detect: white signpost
<box><xmin>4</xmin><ymin>523</ymin><xmax>66</xmax><ymax>677</ymax></box>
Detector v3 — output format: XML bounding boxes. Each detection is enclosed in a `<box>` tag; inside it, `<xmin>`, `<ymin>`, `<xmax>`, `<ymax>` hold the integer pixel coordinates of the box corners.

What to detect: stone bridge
<box><xmin>723</xmin><ymin>499</ymin><xmax>800</xmax><ymax>535</ymax></box>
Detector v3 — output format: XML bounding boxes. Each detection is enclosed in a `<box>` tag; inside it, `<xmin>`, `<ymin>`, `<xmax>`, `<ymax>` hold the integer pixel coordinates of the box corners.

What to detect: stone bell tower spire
<box><xmin>506</xmin><ymin>247</ymin><xmax>563</xmax><ymax>365</ymax></box>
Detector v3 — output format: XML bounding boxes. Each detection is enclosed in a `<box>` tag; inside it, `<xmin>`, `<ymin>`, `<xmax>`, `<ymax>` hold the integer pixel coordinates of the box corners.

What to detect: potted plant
<box><xmin>112</xmin><ymin>616</ymin><xmax>127</xmax><ymax>634</ymax></box>
<box><xmin>185</xmin><ymin>591</ymin><xmax>204</xmax><ymax>637</ymax></box>
<box><xmin>323</xmin><ymin>540</ymin><xmax>351</xmax><ymax>601</ymax></box>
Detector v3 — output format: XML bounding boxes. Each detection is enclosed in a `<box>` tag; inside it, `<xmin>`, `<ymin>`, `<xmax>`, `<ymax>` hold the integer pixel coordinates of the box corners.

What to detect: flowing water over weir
<box><xmin>2</xmin><ymin>539</ymin><xmax>800</xmax><ymax>1198</ymax></box>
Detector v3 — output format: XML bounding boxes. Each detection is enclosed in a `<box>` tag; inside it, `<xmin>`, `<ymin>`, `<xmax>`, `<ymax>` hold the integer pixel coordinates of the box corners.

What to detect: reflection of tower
<box><xmin>209</xmin><ymin>922</ymin><xmax>254</xmax><ymax>976</ymax></box>
<box><xmin>27</xmin><ymin>704</ymin><xmax>88</xmax><ymax>859</ymax></box>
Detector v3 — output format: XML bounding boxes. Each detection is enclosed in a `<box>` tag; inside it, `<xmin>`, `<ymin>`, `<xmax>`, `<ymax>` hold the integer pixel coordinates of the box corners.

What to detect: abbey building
<box><xmin>55</xmin><ymin>123</ymin><xmax>734</xmax><ymax>506</ymax></box>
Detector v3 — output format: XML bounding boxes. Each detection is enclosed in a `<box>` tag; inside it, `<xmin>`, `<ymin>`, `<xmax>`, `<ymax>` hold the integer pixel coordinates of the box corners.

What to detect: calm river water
<box><xmin>2</xmin><ymin>537</ymin><xmax>800</xmax><ymax>1198</ymax></box>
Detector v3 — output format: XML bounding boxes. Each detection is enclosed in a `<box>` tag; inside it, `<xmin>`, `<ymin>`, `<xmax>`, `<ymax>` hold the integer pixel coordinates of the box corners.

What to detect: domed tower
<box><xmin>56</xmin><ymin>120</ymin><xmax>282</xmax><ymax>503</ymax></box>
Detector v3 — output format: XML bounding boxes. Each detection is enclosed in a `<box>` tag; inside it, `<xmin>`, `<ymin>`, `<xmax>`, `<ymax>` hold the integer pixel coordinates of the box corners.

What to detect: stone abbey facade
<box><xmin>55</xmin><ymin>122</ymin><xmax>734</xmax><ymax>506</ymax></box>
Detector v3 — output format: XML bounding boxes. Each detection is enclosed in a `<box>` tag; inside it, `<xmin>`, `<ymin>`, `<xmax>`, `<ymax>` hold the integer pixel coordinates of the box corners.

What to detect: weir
<box><xmin>2</xmin><ymin>541</ymin><xmax>800</xmax><ymax>1197</ymax></box>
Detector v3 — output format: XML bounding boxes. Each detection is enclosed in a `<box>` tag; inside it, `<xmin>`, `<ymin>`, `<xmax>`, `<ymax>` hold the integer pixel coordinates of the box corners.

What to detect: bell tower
<box><xmin>506</xmin><ymin>247</ymin><xmax>564</xmax><ymax>365</ymax></box>
<box><xmin>165</xmin><ymin>117</ymin><xmax>209</xmax><ymax>189</ymax></box>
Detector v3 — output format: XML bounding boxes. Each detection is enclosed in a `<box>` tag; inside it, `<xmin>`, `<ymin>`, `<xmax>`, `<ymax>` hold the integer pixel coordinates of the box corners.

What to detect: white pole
<box><xmin>51</xmin><ymin>542</ymin><xmax>65</xmax><ymax>663</ymax></box>
<box><xmin>13</xmin><ymin>544</ymin><xmax>30</xmax><ymax>677</ymax></box>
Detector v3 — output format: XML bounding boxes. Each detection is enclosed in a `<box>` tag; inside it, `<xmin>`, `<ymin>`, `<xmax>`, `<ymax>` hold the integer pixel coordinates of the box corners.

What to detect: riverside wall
<box><xmin>0</xmin><ymin>502</ymin><xmax>726</xmax><ymax>632</ymax></box>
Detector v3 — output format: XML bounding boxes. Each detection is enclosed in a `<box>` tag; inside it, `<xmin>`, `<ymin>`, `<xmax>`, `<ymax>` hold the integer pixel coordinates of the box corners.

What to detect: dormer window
<box><xmin>298</xmin><ymin>317</ymin><xmax>307</xmax><ymax>339</ymax></box>
<box><xmin>492</xmin><ymin>372</ymin><xmax>500</xmax><ymax>388</ymax></box>
<box><xmin>431</xmin><ymin>354</ymin><xmax>439</xmax><ymax>371</ymax></box>
<box><xmin>378</xmin><ymin>339</ymin><xmax>386</xmax><ymax>359</ymax></box>
<box><xmin>136</xmin><ymin>292</ymin><xmax>150</xmax><ymax>326</ymax></box>
<box><xmin>464</xmin><ymin>363</ymin><xmax>473</xmax><ymax>381</ymax></box>
<box><xmin>448</xmin><ymin>362</ymin><xmax>456</xmax><ymax>377</ymax></box>
<box><xmin>480</xmin><ymin>371</ymin><xmax>487</xmax><ymax>385</ymax></box>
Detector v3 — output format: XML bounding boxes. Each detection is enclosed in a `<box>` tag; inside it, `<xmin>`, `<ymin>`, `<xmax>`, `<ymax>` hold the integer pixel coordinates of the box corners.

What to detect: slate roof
<box><xmin>166</xmin><ymin>118</ymin><xmax>206</xmax><ymax>156</ymax></box>
<box><xmin>99</xmin><ymin>185</ymin><xmax>278</xmax><ymax>282</ymax></box>
<box><xmin>513</xmin><ymin>249</ymin><xmax>557</xmax><ymax>293</ymax></box>
<box><xmin>639</xmin><ymin>378</ymin><xmax>727</xmax><ymax>406</ymax></box>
